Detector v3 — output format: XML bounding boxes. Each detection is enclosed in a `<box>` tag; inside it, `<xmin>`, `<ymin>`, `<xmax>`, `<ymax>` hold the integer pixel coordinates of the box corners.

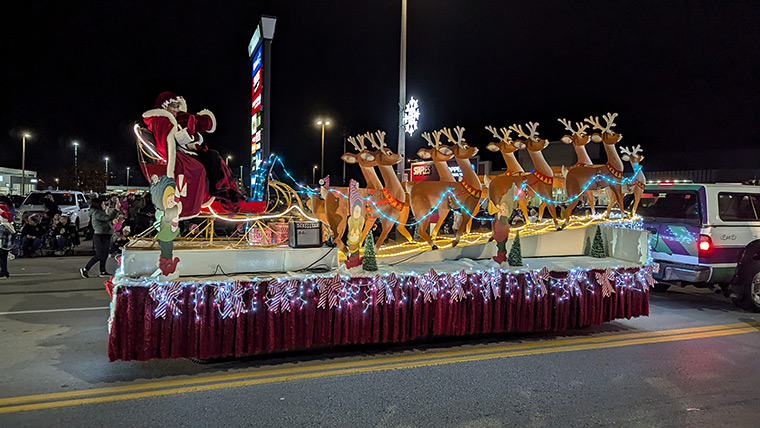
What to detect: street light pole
<box><xmin>126</xmin><ymin>166</ymin><xmax>130</xmax><ymax>191</ymax></box>
<box><xmin>104</xmin><ymin>157</ymin><xmax>109</xmax><ymax>191</ymax></box>
<box><xmin>397</xmin><ymin>0</ymin><xmax>408</xmax><ymax>178</ymax></box>
<box><xmin>55</xmin><ymin>178</ymin><xmax>59</xmax><ymax>190</ymax></box>
<box><xmin>341</xmin><ymin>128</ymin><xmax>347</xmax><ymax>185</ymax></box>
<box><xmin>312</xmin><ymin>165</ymin><xmax>317</xmax><ymax>184</ymax></box>
<box><xmin>73</xmin><ymin>141</ymin><xmax>79</xmax><ymax>189</ymax></box>
<box><xmin>226</xmin><ymin>155</ymin><xmax>232</xmax><ymax>166</ymax></box>
<box><xmin>316</xmin><ymin>119</ymin><xmax>330</xmax><ymax>179</ymax></box>
<box><xmin>20</xmin><ymin>133</ymin><xmax>30</xmax><ymax>195</ymax></box>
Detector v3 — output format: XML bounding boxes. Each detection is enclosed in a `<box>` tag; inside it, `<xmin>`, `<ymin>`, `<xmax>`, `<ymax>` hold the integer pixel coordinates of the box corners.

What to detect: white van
<box><xmin>637</xmin><ymin>183</ymin><xmax>760</xmax><ymax>311</ymax></box>
<box><xmin>15</xmin><ymin>191</ymin><xmax>91</xmax><ymax>231</ymax></box>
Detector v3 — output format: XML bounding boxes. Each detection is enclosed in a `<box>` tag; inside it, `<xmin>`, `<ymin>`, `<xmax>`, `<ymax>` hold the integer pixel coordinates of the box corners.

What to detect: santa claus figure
<box><xmin>142</xmin><ymin>92</ymin><xmax>244</xmax><ymax>218</ymax></box>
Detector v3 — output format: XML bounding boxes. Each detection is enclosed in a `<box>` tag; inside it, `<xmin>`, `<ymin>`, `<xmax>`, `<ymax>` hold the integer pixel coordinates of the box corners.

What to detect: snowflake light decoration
<box><xmin>403</xmin><ymin>96</ymin><xmax>420</xmax><ymax>135</ymax></box>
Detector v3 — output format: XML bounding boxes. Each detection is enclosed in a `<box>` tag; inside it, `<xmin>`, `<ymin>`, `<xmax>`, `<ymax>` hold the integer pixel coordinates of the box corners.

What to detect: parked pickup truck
<box><xmin>635</xmin><ymin>183</ymin><xmax>760</xmax><ymax>311</ymax></box>
<box><xmin>15</xmin><ymin>191</ymin><xmax>91</xmax><ymax>231</ymax></box>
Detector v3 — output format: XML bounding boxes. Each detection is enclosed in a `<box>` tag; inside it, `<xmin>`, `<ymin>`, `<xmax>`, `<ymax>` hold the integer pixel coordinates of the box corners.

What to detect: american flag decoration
<box><xmin>530</xmin><ymin>267</ymin><xmax>551</xmax><ymax>297</ymax></box>
<box><xmin>267</xmin><ymin>278</ymin><xmax>298</xmax><ymax>313</ymax></box>
<box><xmin>316</xmin><ymin>274</ymin><xmax>344</xmax><ymax>309</ymax></box>
<box><xmin>214</xmin><ymin>281</ymin><xmax>247</xmax><ymax>318</ymax></box>
<box><xmin>596</xmin><ymin>268</ymin><xmax>616</xmax><ymax>297</ymax></box>
<box><xmin>481</xmin><ymin>269</ymin><xmax>501</xmax><ymax>300</ymax></box>
<box><xmin>149</xmin><ymin>281</ymin><xmax>183</xmax><ymax>318</ymax></box>
<box><xmin>418</xmin><ymin>269</ymin><xmax>439</xmax><ymax>303</ymax></box>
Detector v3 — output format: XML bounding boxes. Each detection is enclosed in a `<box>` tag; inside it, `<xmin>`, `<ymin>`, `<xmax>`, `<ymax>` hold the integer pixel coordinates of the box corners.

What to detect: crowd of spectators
<box><xmin>7</xmin><ymin>191</ymin><xmax>154</xmax><ymax>259</ymax></box>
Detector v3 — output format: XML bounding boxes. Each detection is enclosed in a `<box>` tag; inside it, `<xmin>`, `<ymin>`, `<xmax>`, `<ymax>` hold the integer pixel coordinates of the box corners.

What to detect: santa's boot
<box><xmin>492</xmin><ymin>251</ymin><xmax>507</xmax><ymax>264</ymax></box>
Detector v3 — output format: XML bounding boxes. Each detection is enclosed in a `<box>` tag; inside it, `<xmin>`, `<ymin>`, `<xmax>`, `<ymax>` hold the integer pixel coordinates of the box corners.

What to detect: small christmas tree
<box><xmin>590</xmin><ymin>226</ymin><xmax>606</xmax><ymax>258</ymax></box>
<box><xmin>507</xmin><ymin>232</ymin><xmax>523</xmax><ymax>266</ymax></box>
<box><xmin>362</xmin><ymin>233</ymin><xmax>378</xmax><ymax>271</ymax></box>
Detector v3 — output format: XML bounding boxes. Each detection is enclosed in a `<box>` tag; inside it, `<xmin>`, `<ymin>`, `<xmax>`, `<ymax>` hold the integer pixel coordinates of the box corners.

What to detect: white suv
<box><xmin>15</xmin><ymin>191</ymin><xmax>91</xmax><ymax>231</ymax></box>
<box><xmin>637</xmin><ymin>183</ymin><xmax>760</xmax><ymax>311</ymax></box>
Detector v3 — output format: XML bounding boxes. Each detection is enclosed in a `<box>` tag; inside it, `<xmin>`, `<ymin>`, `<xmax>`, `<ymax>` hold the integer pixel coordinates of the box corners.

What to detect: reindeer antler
<box><xmin>453</xmin><ymin>126</ymin><xmax>465</xmax><ymax>144</ymax></box>
<box><xmin>508</xmin><ymin>124</ymin><xmax>529</xmax><ymax>139</ymax></box>
<box><xmin>364</xmin><ymin>132</ymin><xmax>379</xmax><ymax>150</ymax></box>
<box><xmin>375</xmin><ymin>130</ymin><xmax>388</xmax><ymax>148</ymax></box>
<box><xmin>574</xmin><ymin>121</ymin><xmax>589</xmax><ymax>136</ymax></box>
<box><xmin>631</xmin><ymin>144</ymin><xmax>643</xmax><ymax>156</ymax></box>
<box><xmin>525</xmin><ymin>122</ymin><xmax>540</xmax><ymax>141</ymax></box>
<box><xmin>584</xmin><ymin>116</ymin><xmax>605</xmax><ymax>132</ymax></box>
<box><xmin>485</xmin><ymin>126</ymin><xmax>501</xmax><ymax>140</ymax></box>
<box><xmin>421</xmin><ymin>132</ymin><xmax>435</xmax><ymax>148</ymax></box>
<box><xmin>355</xmin><ymin>133</ymin><xmax>368</xmax><ymax>151</ymax></box>
<box><xmin>619</xmin><ymin>146</ymin><xmax>633</xmax><ymax>157</ymax></box>
<box><xmin>347</xmin><ymin>136</ymin><xmax>361</xmax><ymax>152</ymax></box>
<box><xmin>432</xmin><ymin>130</ymin><xmax>444</xmax><ymax>147</ymax></box>
<box><xmin>499</xmin><ymin>127</ymin><xmax>513</xmax><ymax>141</ymax></box>
<box><xmin>602</xmin><ymin>112</ymin><xmax>618</xmax><ymax>134</ymax></box>
<box><xmin>558</xmin><ymin>118</ymin><xmax>575</xmax><ymax>134</ymax></box>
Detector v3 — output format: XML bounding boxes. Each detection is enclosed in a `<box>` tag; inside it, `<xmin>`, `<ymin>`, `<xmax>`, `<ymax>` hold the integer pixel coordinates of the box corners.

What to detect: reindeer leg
<box><xmin>545</xmin><ymin>203</ymin><xmax>561</xmax><ymax>230</ymax></box>
<box><xmin>375</xmin><ymin>218</ymin><xmax>395</xmax><ymax>250</ymax></box>
<box><xmin>613</xmin><ymin>186</ymin><xmax>627</xmax><ymax>219</ymax></box>
<box><xmin>537</xmin><ymin>202</ymin><xmax>546</xmax><ymax>222</ymax></box>
<box><xmin>518</xmin><ymin>197</ymin><xmax>530</xmax><ymax>225</ymax></box>
<box><xmin>563</xmin><ymin>199</ymin><xmax>581</xmax><ymax>227</ymax></box>
<box><xmin>396</xmin><ymin>205</ymin><xmax>414</xmax><ymax>242</ymax></box>
<box><xmin>417</xmin><ymin>217</ymin><xmax>437</xmax><ymax>250</ymax></box>
<box><xmin>585</xmin><ymin>190</ymin><xmax>596</xmax><ymax>214</ymax></box>
<box><xmin>453</xmin><ymin>197</ymin><xmax>479</xmax><ymax>247</ymax></box>
<box><xmin>632</xmin><ymin>191</ymin><xmax>642</xmax><ymax>217</ymax></box>
<box><xmin>431</xmin><ymin>206</ymin><xmax>450</xmax><ymax>238</ymax></box>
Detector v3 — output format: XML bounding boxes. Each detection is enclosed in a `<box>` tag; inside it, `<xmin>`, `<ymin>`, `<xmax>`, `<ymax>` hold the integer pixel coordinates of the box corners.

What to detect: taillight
<box><xmin>698</xmin><ymin>234</ymin><xmax>712</xmax><ymax>256</ymax></box>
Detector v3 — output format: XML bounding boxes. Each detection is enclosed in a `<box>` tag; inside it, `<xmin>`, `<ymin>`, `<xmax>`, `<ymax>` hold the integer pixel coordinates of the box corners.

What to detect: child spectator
<box><xmin>112</xmin><ymin>213</ymin><xmax>125</xmax><ymax>234</ymax></box>
<box><xmin>110</xmin><ymin>225</ymin><xmax>131</xmax><ymax>256</ymax></box>
<box><xmin>51</xmin><ymin>215</ymin><xmax>78</xmax><ymax>255</ymax></box>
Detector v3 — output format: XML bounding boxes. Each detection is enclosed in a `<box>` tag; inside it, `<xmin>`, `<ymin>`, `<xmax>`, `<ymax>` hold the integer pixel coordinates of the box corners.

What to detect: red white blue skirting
<box><xmin>107</xmin><ymin>265</ymin><xmax>653</xmax><ymax>361</ymax></box>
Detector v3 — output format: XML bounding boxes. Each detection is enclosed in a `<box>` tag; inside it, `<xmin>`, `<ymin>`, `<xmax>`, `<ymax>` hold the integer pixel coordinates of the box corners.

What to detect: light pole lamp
<box><xmin>226</xmin><ymin>155</ymin><xmax>232</xmax><ymax>165</ymax></box>
<box><xmin>20</xmin><ymin>133</ymin><xmax>30</xmax><ymax>195</ymax></box>
<box><xmin>54</xmin><ymin>178</ymin><xmax>59</xmax><ymax>190</ymax></box>
<box><xmin>312</xmin><ymin>165</ymin><xmax>318</xmax><ymax>184</ymax></box>
<box><xmin>126</xmin><ymin>166</ymin><xmax>130</xmax><ymax>191</ymax></box>
<box><xmin>316</xmin><ymin>119</ymin><xmax>330</xmax><ymax>179</ymax></box>
<box><xmin>72</xmin><ymin>141</ymin><xmax>79</xmax><ymax>189</ymax></box>
<box><xmin>104</xmin><ymin>157</ymin><xmax>110</xmax><ymax>190</ymax></box>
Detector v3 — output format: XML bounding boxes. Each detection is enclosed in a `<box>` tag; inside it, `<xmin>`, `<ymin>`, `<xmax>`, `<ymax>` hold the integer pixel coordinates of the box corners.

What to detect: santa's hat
<box><xmin>155</xmin><ymin>91</ymin><xmax>187</xmax><ymax>112</ymax></box>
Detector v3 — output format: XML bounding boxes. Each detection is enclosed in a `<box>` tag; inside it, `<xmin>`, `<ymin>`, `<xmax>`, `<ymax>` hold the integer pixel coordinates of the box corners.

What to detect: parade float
<box><xmin>105</xmin><ymin>103</ymin><xmax>654</xmax><ymax>362</ymax></box>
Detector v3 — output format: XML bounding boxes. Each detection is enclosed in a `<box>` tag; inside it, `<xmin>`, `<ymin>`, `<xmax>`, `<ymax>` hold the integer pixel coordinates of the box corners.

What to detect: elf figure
<box><xmin>492</xmin><ymin>185</ymin><xmax>517</xmax><ymax>264</ymax></box>
<box><xmin>151</xmin><ymin>175</ymin><xmax>182</xmax><ymax>277</ymax></box>
<box><xmin>345</xmin><ymin>179</ymin><xmax>365</xmax><ymax>268</ymax></box>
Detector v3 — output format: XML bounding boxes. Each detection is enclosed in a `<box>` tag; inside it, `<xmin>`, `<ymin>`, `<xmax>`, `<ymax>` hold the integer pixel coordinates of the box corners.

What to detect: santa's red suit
<box><xmin>143</xmin><ymin>92</ymin><xmax>244</xmax><ymax>218</ymax></box>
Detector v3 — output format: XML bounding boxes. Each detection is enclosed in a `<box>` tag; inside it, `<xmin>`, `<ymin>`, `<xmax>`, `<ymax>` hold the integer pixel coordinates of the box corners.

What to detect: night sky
<box><xmin>2</xmin><ymin>1</ymin><xmax>758</xmax><ymax>189</ymax></box>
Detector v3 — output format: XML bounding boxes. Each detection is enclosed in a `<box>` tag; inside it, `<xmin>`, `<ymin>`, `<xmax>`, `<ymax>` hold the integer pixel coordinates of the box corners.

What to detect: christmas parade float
<box><xmin>106</xmin><ymin>105</ymin><xmax>654</xmax><ymax>362</ymax></box>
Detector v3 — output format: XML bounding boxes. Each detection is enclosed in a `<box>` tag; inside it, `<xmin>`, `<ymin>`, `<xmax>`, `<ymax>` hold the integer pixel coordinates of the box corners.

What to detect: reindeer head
<box><xmin>441</xmin><ymin>126</ymin><xmax>478</xmax><ymax>158</ymax></box>
<box><xmin>558</xmin><ymin>118</ymin><xmax>590</xmax><ymax>146</ymax></box>
<box><xmin>584</xmin><ymin>113</ymin><xmax>623</xmax><ymax>146</ymax></box>
<box><xmin>510</xmin><ymin>122</ymin><xmax>548</xmax><ymax>152</ymax></box>
<box><xmin>418</xmin><ymin>129</ymin><xmax>454</xmax><ymax>162</ymax></box>
<box><xmin>619</xmin><ymin>145</ymin><xmax>644</xmax><ymax>164</ymax></box>
<box><xmin>368</xmin><ymin>130</ymin><xmax>401</xmax><ymax>166</ymax></box>
<box><xmin>485</xmin><ymin>126</ymin><xmax>524</xmax><ymax>154</ymax></box>
<box><xmin>342</xmin><ymin>133</ymin><xmax>378</xmax><ymax>167</ymax></box>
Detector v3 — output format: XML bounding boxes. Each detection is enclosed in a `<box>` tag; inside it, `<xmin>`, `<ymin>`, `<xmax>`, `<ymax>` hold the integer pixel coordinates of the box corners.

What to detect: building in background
<box><xmin>0</xmin><ymin>167</ymin><xmax>38</xmax><ymax>195</ymax></box>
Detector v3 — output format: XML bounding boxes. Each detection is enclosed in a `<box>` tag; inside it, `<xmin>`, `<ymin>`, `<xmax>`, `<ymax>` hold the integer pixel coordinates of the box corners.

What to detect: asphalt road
<box><xmin>0</xmin><ymin>256</ymin><xmax>759</xmax><ymax>427</ymax></box>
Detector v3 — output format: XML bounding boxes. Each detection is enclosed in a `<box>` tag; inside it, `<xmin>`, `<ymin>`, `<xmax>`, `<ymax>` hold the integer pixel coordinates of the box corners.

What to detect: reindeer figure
<box><xmin>419</xmin><ymin>130</ymin><xmax>456</xmax><ymax>181</ymax></box>
<box><xmin>558</xmin><ymin>118</ymin><xmax>597</xmax><ymax>214</ymax></box>
<box><xmin>562</xmin><ymin>113</ymin><xmax>626</xmax><ymax>225</ymax></box>
<box><xmin>605</xmin><ymin>145</ymin><xmax>646</xmax><ymax>216</ymax></box>
<box><xmin>483</xmin><ymin>126</ymin><xmax>536</xmax><ymax>222</ymax></box>
<box><xmin>365</xmin><ymin>131</ymin><xmax>414</xmax><ymax>246</ymax></box>
<box><xmin>409</xmin><ymin>126</ymin><xmax>483</xmax><ymax>249</ymax></box>
<box><xmin>508</xmin><ymin>122</ymin><xmax>561</xmax><ymax>229</ymax></box>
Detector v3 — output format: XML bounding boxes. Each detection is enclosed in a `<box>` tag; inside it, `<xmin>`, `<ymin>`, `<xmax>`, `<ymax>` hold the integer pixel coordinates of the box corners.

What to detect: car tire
<box><xmin>731</xmin><ymin>259</ymin><xmax>760</xmax><ymax>312</ymax></box>
<box><xmin>652</xmin><ymin>283</ymin><xmax>671</xmax><ymax>292</ymax></box>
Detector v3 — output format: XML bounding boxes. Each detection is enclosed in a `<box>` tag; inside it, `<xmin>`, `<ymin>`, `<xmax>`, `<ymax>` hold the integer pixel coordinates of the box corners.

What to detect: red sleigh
<box><xmin>132</xmin><ymin>124</ymin><xmax>266</xmax><ymax>215</ymax></box>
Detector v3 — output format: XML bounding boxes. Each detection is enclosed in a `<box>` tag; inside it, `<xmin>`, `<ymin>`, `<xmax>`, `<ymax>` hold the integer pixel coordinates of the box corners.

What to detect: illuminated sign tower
<box><xmin>248</xmin><ymin>16</ymin><xmax>276</xmax><ymax>198</ymax></box>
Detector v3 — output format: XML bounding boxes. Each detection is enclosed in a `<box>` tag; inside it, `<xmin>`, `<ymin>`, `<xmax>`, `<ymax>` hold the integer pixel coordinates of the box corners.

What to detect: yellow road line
<box><xmin>0</xmin><ymin>323</ymin><xmax>757</xmax><ymax>414</ymax></box>
<box><xmin>0</xmin><ymin>322</ymin><xmax>755</xmax><ymax>408</ymax></box>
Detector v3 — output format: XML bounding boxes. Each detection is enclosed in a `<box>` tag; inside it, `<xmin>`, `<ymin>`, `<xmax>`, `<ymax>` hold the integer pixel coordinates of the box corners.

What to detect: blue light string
<box><xmin>523</xmin><ymin>164</ymin><xmax>643</xmax><ymax>206</ymax></box>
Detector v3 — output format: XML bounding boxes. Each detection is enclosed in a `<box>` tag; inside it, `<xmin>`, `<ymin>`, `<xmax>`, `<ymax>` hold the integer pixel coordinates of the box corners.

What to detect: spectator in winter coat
<box><xmin>80</xmin><ymin>197</ymin><xmax>121</xmax><ymax>278</ymax></box>
<box><xmin>51</xmin><ymin>215</ymin><xmax>78</xmax><ymax>254</ymax></box>
<box><xmin>21</xmin><ymin>215</ymin><xmax>45</xmax><ymax>257</ymax></box>
<box><xmin>0</xmin><ymin>204</ymin><xmax>14</xmax><ymax>278</ymax></box>
<box><xmin>110</xmin><ymin>225</ymin><xmax>131</xmax><ymax>256</ymax></box>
